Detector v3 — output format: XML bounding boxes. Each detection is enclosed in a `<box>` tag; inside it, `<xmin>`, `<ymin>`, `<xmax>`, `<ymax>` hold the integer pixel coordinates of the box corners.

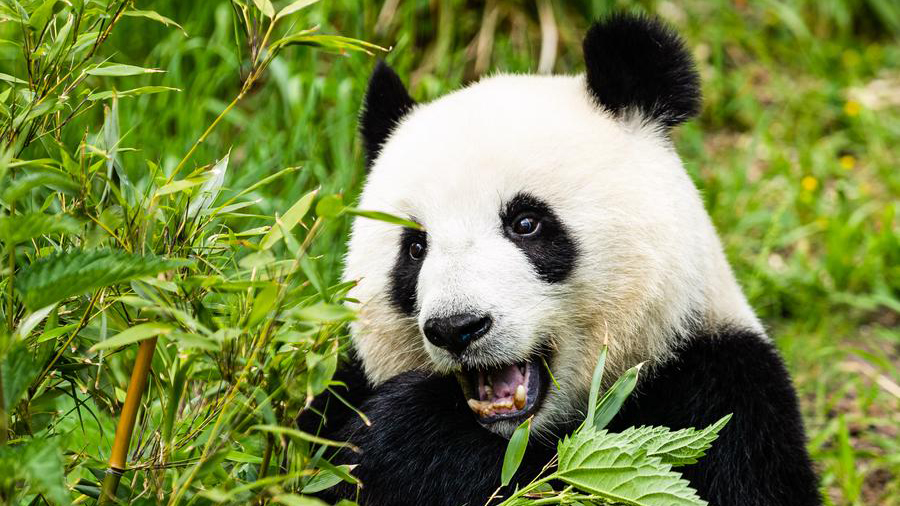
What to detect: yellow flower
<box><xmin>844</xmin><ymin>100</ymin><xmax>861</xmax><ymax>117</ymax></box>
<box><xmin>839</xmin><ymin>155</ymin><xmax>855</xmax><ymax>170</ymax></box>
<box><xmin>801</xmin><ymin>176</ymin><xmax>818</xmax><ymax>192</ymax></box>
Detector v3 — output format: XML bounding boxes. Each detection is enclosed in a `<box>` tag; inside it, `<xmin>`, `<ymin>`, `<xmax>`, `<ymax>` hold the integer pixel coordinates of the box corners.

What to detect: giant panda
<box><xmin>299</xmin><ymin>13</ymin><xmax>821</xmax><ymax>506</ymax></box>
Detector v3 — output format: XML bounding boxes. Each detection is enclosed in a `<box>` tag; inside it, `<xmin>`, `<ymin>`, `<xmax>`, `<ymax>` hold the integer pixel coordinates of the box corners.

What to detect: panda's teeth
<box><xmin>514</xmin><ymin>384</ymin><xmax>526</xmax><ymax>409</ymax></box>
<box><xmin>484</xmin><ymin>384</ymin><xmax>494</xmax><ymax>400</ymax></box>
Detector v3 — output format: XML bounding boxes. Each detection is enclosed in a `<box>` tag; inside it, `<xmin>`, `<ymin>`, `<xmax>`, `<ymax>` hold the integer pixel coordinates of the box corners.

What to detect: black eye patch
<box><xmin>388</xmin><ymin>226</ymin><xmax>427</xmax><ymax>315</ymax></box>
<box><xmin>501</xmin><ymin>193</ymin><xmax>578</xmax><ymax>283</ymax></box>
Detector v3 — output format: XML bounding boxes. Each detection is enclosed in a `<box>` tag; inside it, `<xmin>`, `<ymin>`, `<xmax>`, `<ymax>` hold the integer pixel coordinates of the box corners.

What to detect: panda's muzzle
<box><xmin>458</xmin><ymin>358</ymin><xmax>548</xmax><ymax>424</ymax></box>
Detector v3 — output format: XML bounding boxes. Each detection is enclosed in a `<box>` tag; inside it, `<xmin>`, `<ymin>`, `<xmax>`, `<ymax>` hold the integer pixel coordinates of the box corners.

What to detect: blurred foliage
<box><xmin>0</xmin><ymin>0</ymin><xmax>897</xmax><ymax>504</ymax></box>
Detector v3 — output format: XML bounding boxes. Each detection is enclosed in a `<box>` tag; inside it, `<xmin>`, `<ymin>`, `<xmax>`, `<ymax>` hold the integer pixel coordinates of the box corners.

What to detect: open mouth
<box><xmin>459</xmin><ymin>358</ymin><xmax>548</xmax><ymax>424</ymax></box>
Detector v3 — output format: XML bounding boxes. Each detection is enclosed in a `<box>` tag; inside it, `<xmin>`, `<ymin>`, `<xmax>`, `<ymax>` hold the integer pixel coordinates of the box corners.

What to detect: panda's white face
<box><xmin>343</xmin><ymin>17</ymin><xmax>762</xmax><ymax>437</ymax></box>
<box><xmin>344</xmin><ymin>72</ymin><xmax>759</xmax><ymax>437</ymax></box>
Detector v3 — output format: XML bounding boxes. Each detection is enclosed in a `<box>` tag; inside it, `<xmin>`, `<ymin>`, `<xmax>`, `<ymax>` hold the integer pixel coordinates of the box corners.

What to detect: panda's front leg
<box><xmin>312</xmin><ymin>369</ymin><xmax>556</xmax><ymax>506</ymax></box>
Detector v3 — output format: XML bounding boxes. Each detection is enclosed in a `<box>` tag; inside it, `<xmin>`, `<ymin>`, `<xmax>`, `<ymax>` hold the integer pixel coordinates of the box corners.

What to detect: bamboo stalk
<box><xmin>99</xmin><ymin>337</ymin><xmax>158</xmax><ymax>505</ymax></box>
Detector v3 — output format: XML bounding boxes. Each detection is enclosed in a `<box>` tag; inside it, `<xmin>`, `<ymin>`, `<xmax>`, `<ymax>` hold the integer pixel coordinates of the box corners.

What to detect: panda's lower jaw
<box><xmin>459</xmin><ymin>359</ymin><xmax>547</xmax><ymax>425</ymax></box>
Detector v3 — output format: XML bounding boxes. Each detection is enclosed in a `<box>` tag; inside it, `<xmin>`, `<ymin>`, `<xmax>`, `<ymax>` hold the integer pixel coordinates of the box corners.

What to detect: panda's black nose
<box><xmin>423</xmin><ymin>314</ymin><xmax>492</xmax><ymax>354</ymax></box>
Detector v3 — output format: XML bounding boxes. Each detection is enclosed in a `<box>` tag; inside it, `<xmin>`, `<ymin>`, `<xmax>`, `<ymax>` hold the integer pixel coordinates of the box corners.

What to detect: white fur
<box><xmin>343</xmin><ymin>73</ymin><xmax>761</xmax><ymax>436</ymax></box>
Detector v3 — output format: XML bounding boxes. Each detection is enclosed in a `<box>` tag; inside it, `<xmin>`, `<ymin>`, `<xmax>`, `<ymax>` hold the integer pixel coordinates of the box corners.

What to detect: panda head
<box><xmin>344</xmin><ymin>14</ymin><xmax>760</xmax><ymax>437</ymax></box>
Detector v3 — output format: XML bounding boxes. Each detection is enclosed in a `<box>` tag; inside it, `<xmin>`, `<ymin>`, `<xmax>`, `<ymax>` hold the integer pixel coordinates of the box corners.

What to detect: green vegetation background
<box><xmin>0</xmin><ymin>0</ymin><xmax>897</xmax><ymax>504</ymax></box>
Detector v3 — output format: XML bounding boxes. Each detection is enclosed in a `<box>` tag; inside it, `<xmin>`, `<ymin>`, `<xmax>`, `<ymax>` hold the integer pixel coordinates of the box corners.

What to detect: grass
<box><xmin>0</xmin><ymin>0</ymin><xmax>897</xmax><ymax>504</ymax></box>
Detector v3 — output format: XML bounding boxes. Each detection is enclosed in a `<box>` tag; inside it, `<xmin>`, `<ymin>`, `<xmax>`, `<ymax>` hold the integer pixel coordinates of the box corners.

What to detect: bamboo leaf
<box><xmin>90</xmin><ymin>322</ymin><xmax>175</xmax><ymax>351</ymax></box>
<box><xmin>123</xmin><ymin>9</ymin><xmax>187</xmax><ymax>35</ymax></box>
<box><xmin>250</xmin><ymin>425</ymin><xmax>355</xmax><ymax>449</ymax></box>
<box><xmin>275</xmin><ymin>0</ymin><xmax>321</xmax><ymax>20</ymax></box>
<box><xmin>593</xmin><ymin>361</ymin><xmax>643</xmax><ymax>430</ymax></box>
<box><xmin>253</xmin><ymin>0</ymin><xmax>275</xmax><ymax>18</ymax></box>
<box><xmin>501</xmin><ymin>416</ymin><xmax>532</xmax><ymax>486</ymax></box>
<box><xmin>260</xmin><ymin>188</ymin><xmax>317</xmax><ymax>249</ymax></box>
<box><xmin>345</xmin><ymin>208</ymin><xmax>424</xmax><ymax>230</ymax></box>
<box><xmin>584</xmin><ymin>345</ymin><xmax>608</xmax><ymax>426</ymax></box>
<box><xmin>87</xmin><ymin>64</ymin><xmax>164</xmax><ymax>76</ymax></box>
<box><xmin>87</xmin><ymin>86</ymin><xmax>179</xmax><ymax>101</ymax></box>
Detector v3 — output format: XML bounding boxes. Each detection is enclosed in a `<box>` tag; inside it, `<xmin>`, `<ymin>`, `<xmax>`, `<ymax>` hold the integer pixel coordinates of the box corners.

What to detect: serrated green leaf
<box><xmin>0</xmin><ymin>212</ymin><xmax>81</xmax><ymax>245</ymax></box>
<box><xmin>558</xmin><ymin>426</ymin><xmax>706</xmax><ymax>506</ymax></box>
<box><xmin>14</xmin><ymin>249</ymin><xmax>191</xmax><ymax>310</ymax></box>
<box><xmin>501</xmin><ymin>416</ymin><xmax>532</xmax><ymax>486</ymax></box>
<box><xmin>613</xmin><ymin>415</ymin><xmax>732</xmax><ymax>467</ymax></box>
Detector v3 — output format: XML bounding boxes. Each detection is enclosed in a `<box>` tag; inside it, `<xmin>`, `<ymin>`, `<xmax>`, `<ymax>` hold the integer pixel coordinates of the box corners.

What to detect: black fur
<box><xmin>299</xmin><ymin>327</ymin><xmax>821</xmax><ymax>505</ymax></box>
<box><xmin>388</xmin><ymin>227</ymin><xmax>427</xmax><ymax>315</ymax></box>
<box><xmin>583</xmin><ymin>13</ymin><xmax>701</xmax><ymax>128</ymax></box>
<box><xmin>501</xmin><ymin>193</ymin><xmax>578</xmax><ymax>283</ymax></box>
<box><xmin>359</xmin><ymin>61</ymin><xmax>416</xmax><ymax>167</ymax></box>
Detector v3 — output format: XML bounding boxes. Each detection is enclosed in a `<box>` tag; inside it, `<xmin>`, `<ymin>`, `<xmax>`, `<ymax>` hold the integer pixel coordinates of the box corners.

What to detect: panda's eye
<box><xmin>511</xmin><ymin>214</ymin><xmax>541</xmax><ymax>237</ymax></box>
<box><xmin>408</xmin><ymin>241</ymin><xmax>426</xmax><ymax>260</ymax></box>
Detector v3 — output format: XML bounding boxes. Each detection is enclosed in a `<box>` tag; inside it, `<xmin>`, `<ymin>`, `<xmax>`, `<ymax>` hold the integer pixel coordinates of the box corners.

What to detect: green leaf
<box><xmin>501</xmin><ymin>416</ymin><xmax>532</xmax><ymax>486</ymax></box>
<box><xmin>1</xmin><ymin>171</ymin><xmax>79</xmax><ymax>203</ymax></box>
<box><xmin>248</xmin><ymin>284</ymin><xmax>279</xmax><ymax>327</ymax></box>
<box><xmin>14</xmin><ymin>249</ymin><xmax>191</xmax><ymax>310</ymax></box>
<box><xmin>0</xmin><ymin>72</ymin><xmax>27</xmax><ymax>84</ymax></box>
<box><xmin>2</xmin><ymin>339</ymin><xmax>51</xmax><ymax>412</ymax></box>
<box><xmin>260</xmin><ymin>188</ymin><xmax>317</xmax><ymax>249</ymax></box>
<box><xmin>187</xmin><ymin>152</ymin><xmax>230</xmax><ymax>217</ymax></box>
<box><xmin>301</xmin><ymin>465</ymin><xmax>352</xmax><ymax>494</ymax></box>
<box><xmin>253</xmin><ymin>0</ymin><xmax>275</xmax><ymax>17</ymax></box>
<box><xmin>27</xmin><ymin>0</ymin><xmax>57</xmax><ymax>32</ymax></box>
<box><xmin>87</xmin><ymin>86</ymin><xmax>179</xmax><ymax>101</ymax></box>
<box><xmin>271</xmin><ymin>34</ymin><xmax>386</xmax><ymax>56</ymax></box>
<box><xmin>584</xmin><ymin>345</ymin><xmax>608</xmax><ymax>427</ymax></box>
<box><xmin>593</xmin><ymin>361</ymin><xmax>643</xmax><ymax>430</ymax></box>
<box><xmin>123</xmin><ymin>9</ymin><xmax>187</xmax><ymax>35</ymax></box>
<box><xmin>86</xmin><ymin>63</ymin><xmax>164</xmax><ymax>76</ymax></box>
<box><xmin>345</xmin><ymin>208</ymin><xmax>424</xmax><ymax>230</ymax></box>
<box><xmin>250</xmin><ymin>425</ymin><xmax>355</xmax><ymax>449</ymax></box>
<box><xmin>276</xmin><ymin>0</ymin><xmax>321</xmax><ymax>20</ymax></box>
<box><xmin>306</xmin><ymin>347</ymin><xmax>338</xmax><ymax>397</ymax></box>
<box><xmin>0</xmin><ymin>212</ymin><xmax>81</xmax><ymax>245</ymax></box>
<box><xmin>315</xmin><ymin>194</ymin><xmax>344</xmax><ymax>218</ymax></box>
<box><xmin>155</xmin><ymin>177</ymin><xmax>207</xmax><ymax>196</ymax></box>
<box><xmin>612</xmin><ymin>415</ymin><xmax>732</xmax><ymax>467</ymax></box>
<box><xmin>90</xmin><ymin>322</ymin><xmax>174</xmax><ymax>351</ymax></box>
<box><xmin>294</xmin><ymin>303</ymin><xmax>355</xmax><ymax>322</ymax></box>
<box><xmin>272</xmin><ymin>495</ymin><xmax>328</xmax><ymax>506</ymax></box>
<box><xmin>0</xmin><ymin>438</ymin><xmax>68</xmax><ymax>505</ymax></box>
<box><xmin>558</xmin><ymin>426</ymin><xmax>706</xmax><ymax>506</ymax></box>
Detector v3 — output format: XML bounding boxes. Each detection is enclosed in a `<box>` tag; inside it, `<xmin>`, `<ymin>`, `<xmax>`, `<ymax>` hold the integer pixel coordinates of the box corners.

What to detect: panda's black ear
<box><xmin>583</xmin><ymin>13</ymin><xmax>700</xmax><ymax>128</ymax></box>
<box><xmin>360</xmin><ymin>61</ymin><xmax>416</xmax><ymax>168</ymax></box>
